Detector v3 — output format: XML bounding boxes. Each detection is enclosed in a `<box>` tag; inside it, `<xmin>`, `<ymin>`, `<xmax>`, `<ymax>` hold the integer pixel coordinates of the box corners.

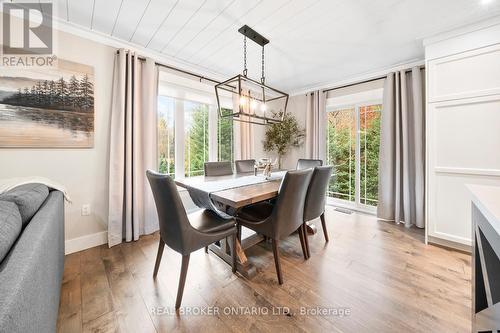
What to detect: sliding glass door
<box><xmin>359</xmin><ymin>105</ymin><xmax>381</xmax><ymax>207</ymax></box>
<box><xmin>326</xmin><ymin>102</ymin><xmax>381</xmax><ymax>212</ymax></box>
<box><xmin>326</xmin><ymin>107</ymin><xmax>356</xmax><ymax>203</ymax></box>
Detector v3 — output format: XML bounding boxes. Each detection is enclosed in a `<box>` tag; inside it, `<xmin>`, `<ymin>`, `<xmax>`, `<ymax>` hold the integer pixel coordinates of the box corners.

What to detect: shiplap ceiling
<box><xmin>13</xmin><ymin>0</ymin><xmax>500</xmax><ymax>91</ymax></box>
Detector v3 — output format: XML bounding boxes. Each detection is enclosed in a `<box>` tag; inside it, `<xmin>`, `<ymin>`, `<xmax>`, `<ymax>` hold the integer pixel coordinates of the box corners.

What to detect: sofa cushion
<box><xmin>0</xmin><ymin>184</ymin><xmax>49</xmax><ymax>227</ymax></box>
<box><xmin>0</xmin><ymin>201</ymin><xmax>22</xmax><ymax>263</ymax></box>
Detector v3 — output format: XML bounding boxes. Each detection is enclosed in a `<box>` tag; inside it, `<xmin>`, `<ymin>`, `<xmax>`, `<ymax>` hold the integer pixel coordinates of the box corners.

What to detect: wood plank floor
<box><xmin>57</xmin><ymin>207</ymin><xmax>471</xmax><ymax>333</ymax></box>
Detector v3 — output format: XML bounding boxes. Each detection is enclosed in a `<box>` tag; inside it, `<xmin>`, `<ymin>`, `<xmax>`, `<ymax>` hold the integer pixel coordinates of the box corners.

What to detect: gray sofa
<box><xmin>0</xmin><ymin>184</ymin><xmax>65</xmax><ymax>333</ymax></box>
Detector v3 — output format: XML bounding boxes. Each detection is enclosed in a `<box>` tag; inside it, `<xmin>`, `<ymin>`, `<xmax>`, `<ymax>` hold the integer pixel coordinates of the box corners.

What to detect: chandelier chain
<box><xmin>261</xmin><ymin>46</ymin><xmax>265</xmax><ymax>84</ymax></box>
<box><xmin>243</xmin><ymin>36</ymin><xmax>248</xmax><ymax>77</ymax></box>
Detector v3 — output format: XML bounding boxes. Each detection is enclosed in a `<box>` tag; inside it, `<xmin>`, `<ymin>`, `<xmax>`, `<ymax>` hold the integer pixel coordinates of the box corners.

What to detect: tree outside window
<box><xmin>158</xmin><ymin>95</ymin><xmax>234</xmax><ymax>178</ymax></box>
<box><xmin>217</xmin><ymin>108</ymin><xmax>234</xmax><ymax>163</ymax></box>
<box><xmin>326</xmin><ymin>103</ymin><xmax>381</xmax><ymax>207</ymax></box>
<box><xmin>158</xmin><ymin>96</ymin><xmax>175</xmax><ymax>177</ymax></box>
<box><xmin>185</xmin><ymin>102</ymin><xmax>209</xmax><ymax>177</ymax></box>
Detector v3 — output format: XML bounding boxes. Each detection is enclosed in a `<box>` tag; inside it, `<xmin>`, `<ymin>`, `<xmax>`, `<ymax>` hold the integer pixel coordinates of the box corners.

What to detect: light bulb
<box><xmin>239</xmin><ymin>96</ymin><xmax>247</xmax><ymax>106</ymax></box>
<box><xmin>250</xmin><ymin>100</ymin><xmax>257</xmax><ymax>110</ymax></box>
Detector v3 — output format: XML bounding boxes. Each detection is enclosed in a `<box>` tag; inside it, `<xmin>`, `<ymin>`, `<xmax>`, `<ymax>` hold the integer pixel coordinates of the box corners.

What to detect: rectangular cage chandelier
<box><xmin>215</xmin><ymin>25</ymin><xmax>289</xmax><ymax>125</ymax></box>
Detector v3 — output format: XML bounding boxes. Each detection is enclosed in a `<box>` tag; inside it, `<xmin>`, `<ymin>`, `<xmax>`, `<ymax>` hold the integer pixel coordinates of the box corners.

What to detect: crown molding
<box><xmin>289</xmin><ymin>58</ymin><xmax>424</xmax><ymax>96</ymax></box>
<box><xmin>53</xmin><ymin>17</ymin><xmax>230</xmax><ymax>82</ymax></box>
<box><xmin>422</xmin><ymin>15</ymin><xmax>500</xmax><ymax>47</ymax></box>
<box><xmin>0</xmin><ymin>5</ymin><xmax>229</xmax><ymax>83</ymax></box>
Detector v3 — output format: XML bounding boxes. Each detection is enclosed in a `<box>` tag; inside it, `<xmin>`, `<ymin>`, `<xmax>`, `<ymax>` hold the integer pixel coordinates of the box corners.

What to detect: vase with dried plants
<box><xmin>263</xmin><ymin>111</ymin><xmax>305</xmax><ymax>169</ymax></box>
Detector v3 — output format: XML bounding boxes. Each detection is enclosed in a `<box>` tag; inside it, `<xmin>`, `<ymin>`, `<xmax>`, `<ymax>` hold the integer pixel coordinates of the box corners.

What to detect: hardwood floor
<box><xmin>57</xmin><ymin>207</ymin><xmax>471</xmax><ymax>333</ymax></box>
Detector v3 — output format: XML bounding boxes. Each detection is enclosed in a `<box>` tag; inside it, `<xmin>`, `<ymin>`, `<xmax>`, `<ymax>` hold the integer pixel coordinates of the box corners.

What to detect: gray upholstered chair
<box><xmin>296</xmin><ymin>158</ymin><xmax>323</xmax><ymax>170</ymax></box>
<box><xmin>236</xmin><ymin>169</ymin><xmax>313</xmax><ymax>284</ymax></box>
<box><xmin>235</xmin><ymin>159</ymin><xmax>256</xmax><ymax>174</ymax></box>
<box><xmin>204</xmin><ymin>161</ymin><xmax>233</xmax><ymax>176</ymax></box>
<box><xmin>146</xmin><ymin>170</ymin><xmax>237</xmax><ymax>309</ymax></box>
<box><xmin>302</xmin><ymin>166</ymin><xmax>334</xmax><ymax>257</ymax></box>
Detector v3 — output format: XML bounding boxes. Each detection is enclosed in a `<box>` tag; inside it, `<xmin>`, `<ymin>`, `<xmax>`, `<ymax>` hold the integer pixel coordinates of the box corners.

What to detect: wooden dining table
<box><xmin>176</xmin><ymin>171</ymin><xmax>319</xmax><ymax>278</ymax></box>
<box><xmin>175</xmin><ymin>172</ymin><xmax>282</xmax><ymax>278</ymax></box>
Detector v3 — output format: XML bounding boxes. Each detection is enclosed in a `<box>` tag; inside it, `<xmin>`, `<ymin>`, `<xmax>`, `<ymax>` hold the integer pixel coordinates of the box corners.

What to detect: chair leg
<box><xmin>232</xmin><ymin>234</ymin><xmax>237</xmax><ymax>273</ymax></box>
<box><xmin>303</xmin><ymin>223</ymin><xmax>311</xmax><ymax>259</ymax></box>
<box><xmin>320</xmin><ymin>212</ymin><xmax>329</xmax><ymax>242</ymax></box>
<box><xmin>153</xmin><ymin>239</ymin><xmax>165</xmax><ymax>278</ymax></box>
<box><xmin>298</xmin><ymin>225</ymin><xmax>308</xmax><ymax>260</ymax></box>
<box><xmin>271</xmin><ymin>239</ymin><xmax>284</xmax><ymax>285</ymax></box>
<box><xmin>175</xmin><ymin>254</ymin><xmax>190</xmax><ymax>310</ymax></box>
<box><xmin>205</xmin><ymin>246</ymin><xmax>208</xmax><ymax>254</ymax></box>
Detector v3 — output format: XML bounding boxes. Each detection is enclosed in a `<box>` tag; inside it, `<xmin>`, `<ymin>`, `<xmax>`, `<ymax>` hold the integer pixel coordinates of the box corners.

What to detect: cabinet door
<box><xmin>427</xmin><ymin>44</ymin><xmax>500</xmax><ymax>103</ymax></box>
<box><xmin>427</xmin><ymin>44</ymin><xmax>500</xmax><ymax>246</ymax></box>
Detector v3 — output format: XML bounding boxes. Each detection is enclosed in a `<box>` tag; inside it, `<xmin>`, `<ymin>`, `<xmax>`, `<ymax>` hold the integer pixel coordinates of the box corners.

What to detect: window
<box><xmin>156</xmin><ymin>70</ymin><xmax>234</xmax><ymax>178</ymax></box>
<box><xmin>217</xmin><ymin>108</ymin><xmax>234</xmax><ymax>163</ymax></box>
<box><xmin>326</xmin><ymin>107</ymin><xmax>356</xmax><ymax>202</ymax></box>
<box><xmin>326</xmin><ymin>102</ymin><xmax>381</xmax><ymax>209</ymax></box>
<box><xmin>359</xmin><ymin>105</ymin><xmax>381</xmax><ymax>206</ymax></box>
<box><xmin>157</xmin><ymin>96</ymin><xmax>175</xmax><ymax>177</ymax></box>
<box><xmin>325</xmin><ymin>84</ymin><xmax>383</xmax><ymax>211</ymax></box>
<box><xmin>184</xmin><ymin>101</ymin><xmax>209</xmax><ymax>177</ymax></box>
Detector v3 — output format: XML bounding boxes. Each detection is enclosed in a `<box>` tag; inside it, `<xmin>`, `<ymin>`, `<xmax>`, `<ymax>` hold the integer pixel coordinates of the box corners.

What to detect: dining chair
<box><xmin>236</xmin><ymin>169</ymin><xmax>313</xmax><ymax>284</ymax></box>
<box><xmin>204</xmin><ymin>161</ymin><xmax>233</xmax><ymax>176</ymax></box>
<box><xmin>235</xmin><ymin>159</ymin><xmax>256</xmax><ymax>174</ymax></box>
<box><xmin>302</xmin><ymin>166</ymin><xmax>334</xmax><ymax>257</ymax></box>
<box><xmin>296</xmin><ymin>158</ymin><xmax>323</xmax><ymax>170</ymax></box>
<box><xmin>146</xmin><ymin>170</ymin><xmax>237</xmax><ymax>309</ymax></box>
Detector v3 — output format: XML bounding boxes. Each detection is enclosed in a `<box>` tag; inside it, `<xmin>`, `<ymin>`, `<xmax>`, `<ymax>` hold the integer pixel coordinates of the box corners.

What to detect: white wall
<box><xmin>252</xmin><ymin>94</ymin><xmax>308</xmax><ymax>170</ymax></box>
<box><xmin>282</xmin><ymin>94</ymin><xmax>307</xmax><ymax>169</ymax></box>
<box><xmin>0</xmin><ymin>26</ymin><xmax>115</xmax><ymax>251</ymax></box>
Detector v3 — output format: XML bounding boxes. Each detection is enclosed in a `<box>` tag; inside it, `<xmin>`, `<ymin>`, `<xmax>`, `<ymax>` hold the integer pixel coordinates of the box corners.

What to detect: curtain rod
<box><xmin>322</xmin><ymin>65</ymin><xmax>425</xmax><ymax>94</ymax></box>
<box><xmin>116</xmin><ymin>50</ymin><xmax>222</xmax><ymax>85</ymax></box>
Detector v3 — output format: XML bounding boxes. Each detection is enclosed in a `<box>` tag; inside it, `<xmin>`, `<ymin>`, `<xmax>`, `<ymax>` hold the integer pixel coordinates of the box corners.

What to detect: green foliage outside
<box><xmin>185</xmin><ymin>104</ymin><xmax>209</xmax><ymax>177</ymax></box>
<box><xmin>158</xmin><ymin>116</ymin><xmax>175</xmax><ymax>176</ymax></box>
<box><xmin>326</xmin><ymin>105</ymin><xmax>381</xmax><ymax>206</ymax></box>
<box><xmin>158</xmin><ymin>96</ymin><xmax>175</xmax><ymax>176</ymax></box>
<box><xmin>217</xmin><ymin>108</ymin><xmax>234</xmax><ymax>163</ymax></box>
<box><xmin>359</xmin><ymin>106</ymin><xmax>381</xmax><ymax>205</ymax></box>
<box><xmin>327</xmin><ymin>109</ymin><xmax>356</xmax><ymax>202</ymax></box>
<box><xmin>157</xmin><ymin>96</ymin><xmax>234</xmax><ymax>178</ymax></box>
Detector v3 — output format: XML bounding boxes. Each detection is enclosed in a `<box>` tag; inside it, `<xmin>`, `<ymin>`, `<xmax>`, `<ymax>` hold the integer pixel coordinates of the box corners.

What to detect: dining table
<box><xmin>175</xmin><ymin>170</ymin><xmax>318</xmax><ymax>278</ymax></box>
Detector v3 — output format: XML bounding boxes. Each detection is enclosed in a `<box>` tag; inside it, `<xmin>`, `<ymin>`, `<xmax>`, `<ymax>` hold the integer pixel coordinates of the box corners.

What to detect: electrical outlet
<box><xmin>81</xmin><ymin>204</ymin><xmax>91</xmax><ymax>216</ymax></box>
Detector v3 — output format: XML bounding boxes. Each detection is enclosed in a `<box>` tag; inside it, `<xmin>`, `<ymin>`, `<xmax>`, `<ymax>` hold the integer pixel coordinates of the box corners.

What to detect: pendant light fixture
<box><xmin>215</xmin><ymin>25</ymin><xmax>289</xmax><ymax>125</ymax></box>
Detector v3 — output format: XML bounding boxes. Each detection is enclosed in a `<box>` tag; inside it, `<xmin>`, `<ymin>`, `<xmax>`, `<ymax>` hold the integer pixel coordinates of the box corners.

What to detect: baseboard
<box><xmin>65</xmin><ymin>231</ymin><xmax>108</xmax><ymax>255</ymax></box>
<box><xmin>428</xmin><ymin>235</ymin><xmax>472</xmax><ymax>254</ymax></box>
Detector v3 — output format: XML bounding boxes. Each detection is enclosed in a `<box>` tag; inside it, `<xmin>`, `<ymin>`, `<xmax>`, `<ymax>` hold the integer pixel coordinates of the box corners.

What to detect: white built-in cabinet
<box><xmin>425</xmin><ymin>19</ymin><xmax>500</xmax><ymax>249</ymax></box>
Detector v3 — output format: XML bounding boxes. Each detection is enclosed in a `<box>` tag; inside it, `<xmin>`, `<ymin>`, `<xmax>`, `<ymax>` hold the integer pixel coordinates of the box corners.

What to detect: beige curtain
<box><xmin>233</xmin><ymin>94</ymin><xmax>254</xmax><ymax>160</ymax></box>
<box><xmin>108</xmin><ymin>50</ymin><xmax>159</xmax><ymax>247</ymax></box>
<box><xmin>305</xmin><ymin>90</ymin><xmax>326</xmax><ymax>161</ymax></box>
<box><xmin>378</xmin><ymin>67</ymin><xmax>425</xmax><ymax>228</ymax></box>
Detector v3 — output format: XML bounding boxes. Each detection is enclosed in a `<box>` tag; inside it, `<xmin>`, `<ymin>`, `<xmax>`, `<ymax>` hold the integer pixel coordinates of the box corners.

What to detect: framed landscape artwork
<box><xmin>0</xmin><ymin>59</ymin><xmax>94</xmax><ymax>148</ymax></box>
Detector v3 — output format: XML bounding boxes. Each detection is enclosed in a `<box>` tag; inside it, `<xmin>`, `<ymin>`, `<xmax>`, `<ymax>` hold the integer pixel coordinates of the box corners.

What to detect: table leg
<box><xmin>235</xmin><ymin>238</ymin><xmax>248</xmax><ymax>264</ymax></box>
<box><xmin>205</xmin><ymin>206</ymin><xmax>265</xmax><ymax>279</ymax></box>
<box><xmin>208</xmin><ymin>237</ymin><xmax>258</xmax><ymax>279</ymax></box>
